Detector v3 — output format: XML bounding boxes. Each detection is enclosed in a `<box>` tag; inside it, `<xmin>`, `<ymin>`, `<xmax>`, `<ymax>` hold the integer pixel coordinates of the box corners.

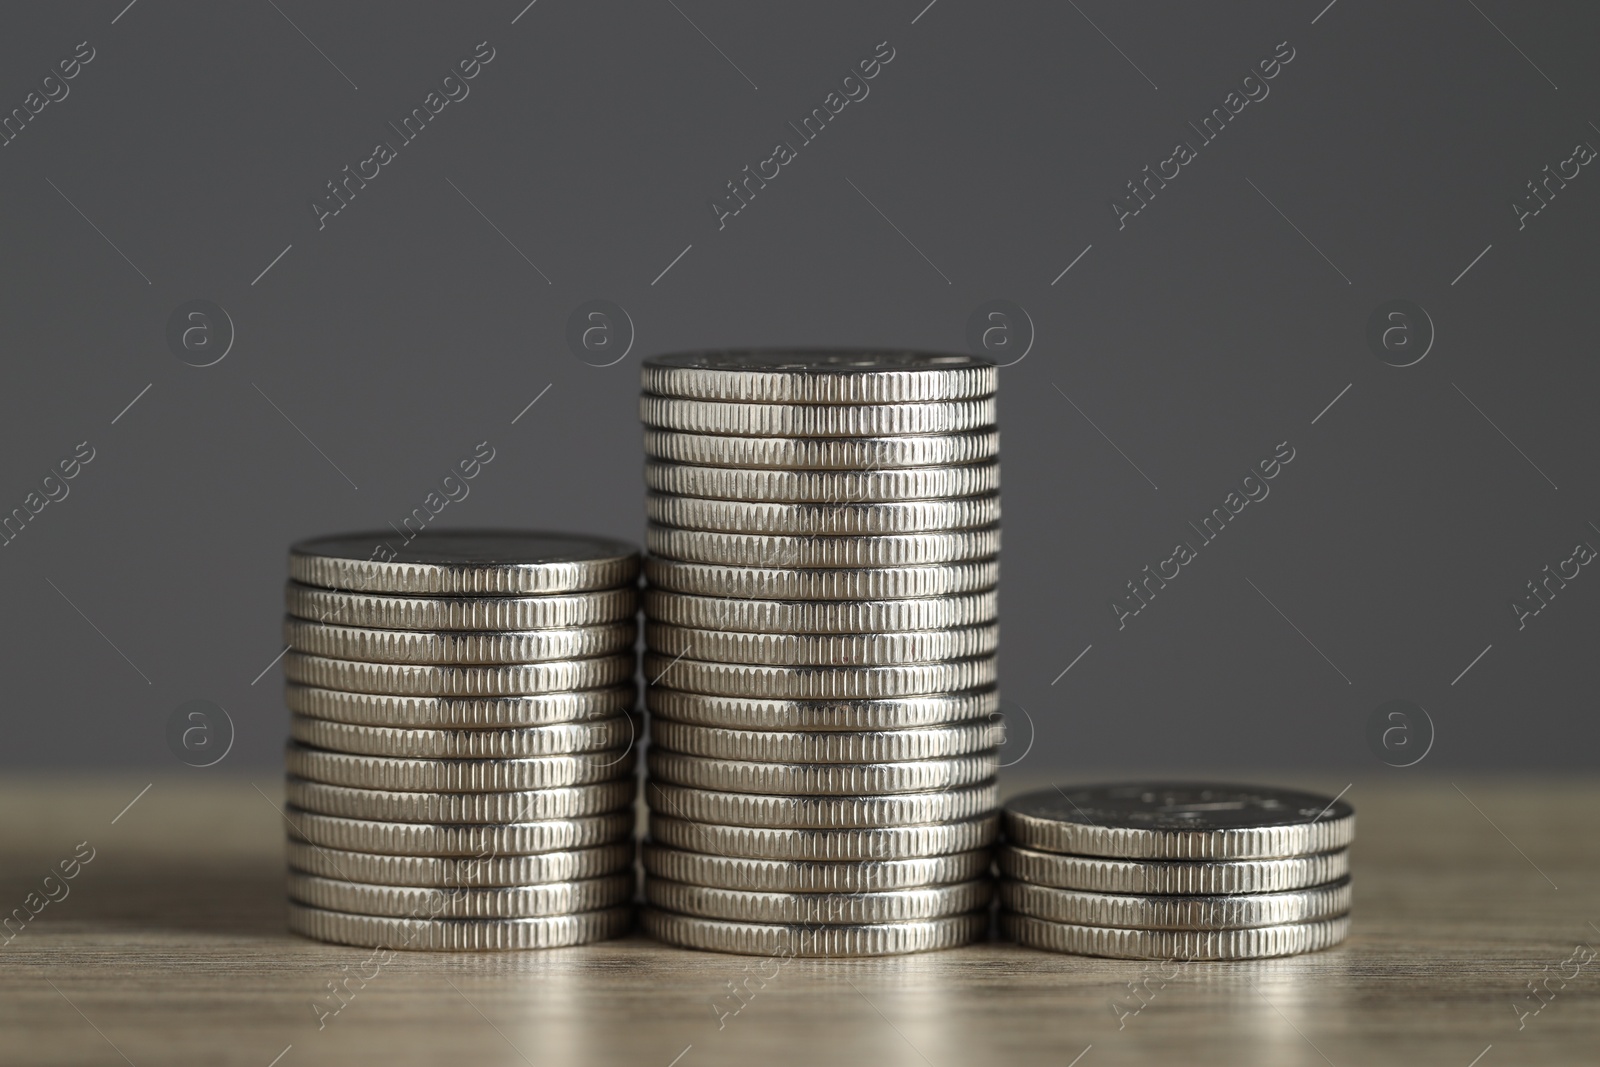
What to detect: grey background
<box><xmin>1</xmin><ymin>0</ymin><xmax>1595</xmax><ymax>773</ymax></box>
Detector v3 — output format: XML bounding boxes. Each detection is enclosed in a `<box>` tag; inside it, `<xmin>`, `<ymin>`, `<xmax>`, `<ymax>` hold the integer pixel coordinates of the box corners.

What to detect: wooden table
<box><xmin>1</xmin><ymin>775</ymin><xmax>1595</xmax><ymax>1066</ymax></box>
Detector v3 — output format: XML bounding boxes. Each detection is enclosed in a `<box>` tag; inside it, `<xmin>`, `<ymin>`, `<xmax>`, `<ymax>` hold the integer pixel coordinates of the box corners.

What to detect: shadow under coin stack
<box><xmin>636</xmin><ymin>351</ymin><xmax>1003</xmax><ymax>957</ymax></box>
<box><xmin>999</xmin><ymin>783</ymin><xmax>1355</xmax><ymax>959</ymax></box>
<box><xmin>278</xmin><ymin>531</ymin><xmax>642</xmax><ymax>951</ymax></box>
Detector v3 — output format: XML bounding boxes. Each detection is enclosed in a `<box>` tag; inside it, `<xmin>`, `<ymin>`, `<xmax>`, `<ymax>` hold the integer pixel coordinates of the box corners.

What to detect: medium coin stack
<box><xmin>999</xmin><ymin>783</ymin><xmax>1355</xmax><ymax>959</ymax></box>
<box><xmin>636</xmin><ymin>350</ymin><xmax>1003</xmax><ymax>957</ymax></box>
<box><xmin>278</xmin><ymin>530</ymin><xmax>642</xmax><ymax>951</ymax></box>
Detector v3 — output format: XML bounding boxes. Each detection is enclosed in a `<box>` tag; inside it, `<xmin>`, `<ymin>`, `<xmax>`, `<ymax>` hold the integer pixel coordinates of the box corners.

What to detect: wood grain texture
<box><xmin>0</xmin><ymin>774</ymin><xmax>1596</xmax><ymax>1066</ymax></box>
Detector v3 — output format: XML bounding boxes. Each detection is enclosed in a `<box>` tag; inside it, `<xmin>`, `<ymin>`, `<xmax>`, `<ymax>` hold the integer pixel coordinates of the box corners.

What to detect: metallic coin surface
<box><xmin>286</xmin><ymin>684</ymin><xmax>636</xmax><ymax>728</ymax></box>
<box><xmin>647</xmin><ymin>493</ymin><xmax>1000</xmax><ymax>535</ymax></box>
<box><xmin>647</xmin><ymin>877</ymin><xmax>993</xmax><ymax>924</ymax></box>
<box><xmin>288</xmin><ymin>871</ymin><xmax>635</xmax><ymax>919</ymax></box>
<box><xmin>643</xmin><ymin>590</ymin><xmax>997</xmax><ymax>634</ymax></box>
<box><xmin>1001</xmin><ymin>913</ymin><xmax>1351</xmax><ymax>960</ymax></box>
<box><xmin>996</xmin><ymin>844</ymin><xmax>1351</xmax><ymax>895</ymax></box>
<box><xmin>646</xmin><ymin>780</ymin><xmax>998</xmax><ymax>828</ymax></box>
<box><xmin>647</xmin><ymin>749</ymin><xmax>997</xmax><ymax>796</ymax></box>
<box><xmin>284</xmin><ymin>583</ymin><xmax>636</xmax><ymax>631</ymax></box>
<box><xmin>645</xmin><ymin>623</ymin><xmax>999</xmax><ymax>667</ymax></box>
<box><xmin>645</xmin><ymin>688</ymin><xmax>999</xmax><ymax>731</ymax></box>
<box><xmin>289</xmin><ymin>530</ymin><xmax>639</xmax><ymax>595</ymax></box>
<box><xmin>1005</xmin><ymin>783</ymin><xmax>1357</xmax><ymax>860</ymax></box>
<box><xmin>1000</xmin><ymin>877</ymin><xmax>1353</xmax><ymax>930</ymax></box>
<box><xmin>645</xmin><ymin>654</ymin><xmax>997</xmax><ymax>700</ymax></box>
<box><xmin>641</xmin><ymin>350</ymin><xmax>997</xmax><ymax>404</ymax></box>
<box><xmin>285</xmin><ymin>778</ymin><xmax>635</xmax><ymax>824</ymax></box>
<box><xmin>644</xmin><ymin>461</ymin><xmax>1000</xmax><ymax>503</ymax></box>
<box><xmin>284</xmin><ymin>619</ymin><xmax>636</xmax><ymax>665</ymax></box>
<box><xmin>646</xmin><ymin>526</ymin><xmax>999</xmax><ymax>568</ymax></box>
<box><xmin>286</xmin><ymin>841</ymin><xmax>635</xmax><ymax>887</ymax></box>
<box><xmin>640</xmin><ymin>396</ymin><xmax>996</xmax><ymax>437</ymax></box>
<box><xmin>285</xmin><ymin>743</ymin><xmax>635</xmax><ymax>792</ymax></box>
<box><xmin>640</xmin><ymin>844</ymin><xmax>991</xmax><ymax>893</ymax></box>
<box><xmin>641</xmin><ymin>908</ymin><xmax>989</xmax><ymax>957</ymax></box>
<box><xmin>289</xmin><ymin>713</ymin><xmax>637</xmax><ymax>759</ymax></box>
<box><xmin>644</xmin><ymin>559</ymin><xmax>998</xmax><ymax>600</ymax></box>
<box><xmin>283</xmin><ymin>652</ymin><xmax>636</xmax><ymax>696</ymax></box>
<box><xmin>286</xmin><ymin>808</ymin><xmax>635</xmax><ymax>857</ymax></box>
<box><xmin>647</xmin><ymin>814</ymin><xmax>997</xmax><ymax>861</ymax></box>
<box><xmin>648</xmin><ymin>720</ymin><xmax>1001</xmax><ymax>763</ymax></box>
<box><xmin>642</xmin><ymin>429</ymin><xmax>1000</xmax><ymax>470</ymax></box>
<box><xmin>288</xmin><ymin>901</ymin><xmax>633</xmax><ymax>951</ymax></box>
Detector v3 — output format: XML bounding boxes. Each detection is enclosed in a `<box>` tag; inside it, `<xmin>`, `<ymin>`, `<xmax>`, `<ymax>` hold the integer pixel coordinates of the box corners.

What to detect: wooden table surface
<box><xmin>1</xmin><ymin>774</ymin><xmax>1595</xmax><ymax>1066</ymax></box>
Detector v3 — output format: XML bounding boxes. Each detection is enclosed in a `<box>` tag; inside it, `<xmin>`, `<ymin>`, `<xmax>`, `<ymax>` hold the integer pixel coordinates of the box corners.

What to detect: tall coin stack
<box><xmin>279</xmin><ymin>531</ymin><xmax>642</xmax><ymax>951</ymax></box>
<box><xmin>999</xmin><ymin>783</ymin><xmax>1354</xmax><ymax>959</ymax></box>
<box><xmin>636</xmin><ymin>351</ymin><xmax>1003</xmax><ymax>957</ymax></box>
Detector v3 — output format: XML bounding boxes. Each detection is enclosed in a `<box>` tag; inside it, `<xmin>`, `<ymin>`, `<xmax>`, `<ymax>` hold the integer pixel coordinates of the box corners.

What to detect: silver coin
<box><xmin>284</xmin><ymin>619</ymin><xmax>636</xmax><ymax>665</ymax></box>
<box><xmin>646</xmin><ymin>779</ymin><xmax>998</xmax><ymax>829</ymax></box>
<box><xmin>1005</xmin><ymin>783</ymin><xmax>1356</xmax><ymax>860</ymax></box>
<box><xmin>648</xmin><ymin>814</ymin><xmax>998</xmax><ymax>860</ymax></box>
<box><xmin>644</xmin><ymin>461</ymin><xmax>1000</xmax><ymax>503</ymax></box>
<box><xmin>1000</xmin><ymin>877</ymin><xmax>1352</xmax><ymax>930</ymax></box>
<box><xmin>644</xmin><ymin>559</ymin><xmax>997</xmax><ymax>601</ymax></box>
<box><xmin>640</xmin><ymin>350</ymin><xmax>996</xmax><ymax>404</ymax></box>
<box><xmin>645</xmin><ymin>654</ymin><xmax>997</xmax><ymax>699</ymax></box>
<box><xmin>640</xmin><ymin>844</ymin><xmax>991</xmax><ymax>892</ymax></box>
<box><xmin>286</xmin><ymin>841</ymin><xmax>635</xmax><ymax>887</ymax></box>
<box><xmin>647</xmin><ymin>877</ymin><xmax>992</xmax><ymax>925</ymax></box>
<box><xmin>286</xmin><ymin>684</ymin><xmax>635</xmax><ymax>728</ymax></box>
<box><xmin>285</xmin><ymin>742</ymin><xmax>635</xmax><ymax>792</ymax></box>
<box><xmin>646</xmin><ymin>623</ymin><xmax>998</xmax><ymax>667</ymax></box>
<box><xmin>289</xmin><ymin>713</ymin><xmax>637</xmax><ymax>759</ymax></box>
<box><xmin>646</xmin><ymin>526</ymin><xmax>1000</xmax><ymax>568</ymax></box>
<box><xmin>286</xmin><ymin>807</ymin><xmax>635</xmax><ymax>857</ymax></box>
<box><xmin>997</xmin><ymin>844</ymin><xmax>1351</xmax><ymax>895</ymax></box>
<box><xmin>647</xmin><ymin>493</ymin><xmax>1001</xmax><ymax>535</ymax></box>
<box><xmin>1001</xmin><ymin>912</ymin><xmax>1351</xmax><ymax>960</ymax></box>
<box><xmin>646</xmin><ymin>688</ymin><xmax>999</xmax><ymax>731</ymax></box>
<box><xmin>643</xmin><ymin>590</ymin><xmax>997</xmax><ymax>634</ymax></box>
<box><xmin>283</xmin><ymin>652</ymin><xmax>636</xmax><ymax>696</ymax></box>
<box><xmin>646</xmin><ymin>749</ymin><xmax>997</xmax><ymax>796</ymax></box>
<box><xmin>640</xmin><ymin>396</ymin><xmax>996</xmax><ymax>437</ymax></box>
<box><xmin>643</xmin><ymin>429</ymin><xmax>1000</xmax><ymax>470</ymax></box>
<box><xmin>284</xmin><ymin>778</ymin><xmax>635</xmax><ymax>824</ymax></box>
<box><xmin>648</xmin><ymin>720</ymin><xmax>1001</xmax><ymax>762</ymax></box>
<box><xmin>284</xmin><ymin>582</ymin><xmax>636</xmax><ymax>631</ymax></box>
<box><xmin>288</xmin><ymin>871</ymin><xmax>635</xmax><ymax>919</ymax></box>
<box><xmin>289</xmin><ymin>530</ymin><xmax>639</xmax><ymax>595</ymax></box>
<box><xmin>641</xmin><ymin>908</ymin><xmax>988</xmax><ymax>957</ymax></box>
<box><xmin>288</xmin><ymin>901</ymin><xmax>633</xmax><ymax>951</ymax></box>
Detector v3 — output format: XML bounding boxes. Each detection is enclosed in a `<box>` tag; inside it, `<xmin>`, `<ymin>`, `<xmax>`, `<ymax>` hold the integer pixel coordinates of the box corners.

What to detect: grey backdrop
<box><xmin>2</xmin><ymin>0</ymin><xmax>1595</xmax><ymax>773</ymax></box>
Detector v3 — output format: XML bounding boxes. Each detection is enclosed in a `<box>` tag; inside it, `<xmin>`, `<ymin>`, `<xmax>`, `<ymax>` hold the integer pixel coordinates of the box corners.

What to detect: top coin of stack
<box><xmin>279</xmin><ymin>530</ymin><xmax>642</xmax><ymax>952</ymax></box>
<box><xmin>637</xmin><ymin>351</ymin><xmax>1003</xmax><ymax>958</ymax></box>
<box><xmin>999</xmin><ymin>783</ymin><xmax>1355</xmax><ymax>960</ymax></box>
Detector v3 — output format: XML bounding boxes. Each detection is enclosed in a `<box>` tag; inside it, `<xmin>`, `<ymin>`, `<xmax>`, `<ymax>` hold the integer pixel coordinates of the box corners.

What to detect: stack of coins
<box><xmin>278</xmin><ymin>531</ymin><xmax>642</xmax><ymax>951</ymax></box>
<box><xmin>636</xmin><ymin>351</ymin><xmax>1003</xmax><ymax>957</ymax></box>
<box><xmin>999</xmin><ymin>783</ymin><xmax>1354</xmax><ymax>960</ymax></box>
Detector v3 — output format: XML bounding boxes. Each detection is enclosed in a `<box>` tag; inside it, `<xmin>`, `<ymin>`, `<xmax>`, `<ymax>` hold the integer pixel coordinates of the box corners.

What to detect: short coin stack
<box><xmin>279</xmin><ymin>530</ymin><xmax>642</xmax><ymax>951</ymax></box>
<box><xmin>636</xmin><ymin>350</ymin><xmax>1003</xmax><ymax>957</ymax></box>
<box><xmin>999</xmin><ymin>783</ymin><xmax>1354</xmax><ymax>959</ymax></box>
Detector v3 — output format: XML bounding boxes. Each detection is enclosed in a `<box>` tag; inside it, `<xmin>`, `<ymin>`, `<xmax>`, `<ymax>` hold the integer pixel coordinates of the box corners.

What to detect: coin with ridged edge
<box><xmin>646</xmin><ymin>623</ymin><xmax>998</xmax><ymax>667</ymax></box>
<box><xmin>286</xmin><ymin>684</ymin><xmax>636</xmax><ymax>728</ymax></box>
<box><xmin>1000</xmin><ymin>877</ymin><xmax>1352</xmax><ymax>930</ymax></box>
<box><xmin>645</xmin><ymin>654</ymin><xmax>997</xmax><ymax>699</ymax></box>
<box><xmin>647</xmin><ymin>779</ymin><xmax>998</xmax><ymax>828</ymax></box>
<box><xmin>647</xmin><ymin>877</ymin><xmax>993</xmax><ymax>924</ymax></box>
<box><xmin>641</xmin><ymin>350</ymin><xmax>997</xmax><ymax>404</ymax></box>
<box><xmin>646</xmin><ymin>526</ymin><xmax>1000</xmax><ymax>568</ymax></box>
<box><xmin>1001</xmin><ymin>912</ymin><xmax>1351</xmax><ymax>960</ymax></box>
<box><xmin>648</xmin><ymin>814</ymin><xmax>997</xmax><ymax>860</ymax></box>
<box><xmin>641</xmin><ymin>908</ymin><xmax>988</xmax><ymax>957</ymax></box>
<box><xmin>648</xmin><ymin>749</ymin><xmax>997</xmax><ymax>796</ymax></box>
<box><xmin>646</xmin><ymin>688</ymin><xmax>999</xmax><ymax>731</ymax></box>
<box><xmin>645</xmin><ymin>559</ymin><xmax>997</xmax><ymax>600</ymax></box>
<box><xmin>288</xmin><ymin>901</ymin><xmax>633</xmax><ymax>951</ymax></box>
<box><xmin>285</xmin><ymin>778</ymin><xmax>635</xmax><ymax>824</ymax></box>
<box><xmin>288</xmin><ymin>871</ymin><xmax>635</xmax><ymax>919</ymax></box>
<box><xmin>640</xmin><ymin>396</ymin><xmax>996</xmax><ymax>437</ymax></box>
<box><xmin>286</xmin><ymin>808</ymin><xmax>634</xmax><ymax>857</ymax></box>
<box><xmin>647</xmin><ymin>493</ymin><xmax>1000</xmax><ymax>535</ymax></box>
<box><xmin>289</xmin><ymin>530</ymin><xmax>639</xmax><ymax>595</ymax></box>
<box><xmin>283</xmin><ymin>652</ymin><xmax>635</xmax><ymax>696</ymax></box>
<box><xmin>644</xmin><ymin>461</ymin><xmax>1000</xmax><ymax>503</ymax></box>
<box><xmin>1005</xmin><ymin>783</ymin><xmax>1356</xmax><ymax>860</ymax></box>
<box><xmin>283</xmin><ymin>619</ymin><xmax>636</xmax><ymax>665</ymax></box>
<box><xmin>284</xmin><ymin>583</ymin><xmax>637</xmax><ymax>631</ymax></box>
<box><xmin>643</xmin><ymin>590</ymin><xmax>997</xmax><ymax>635</ymax></box>
<box><xmin>290</xmin><ymin>713</ymin><xmax>637</xmax><ymax>759</ymax></box>
<box><xmin>286</xmin><ymin>841</ymin><xmax>635</xmax><ymax>887</ymax></box>
<box><xmin>997</xmin><ymin>844</ymin><xmax>1351</xmax><ymax>895</ymax></box>
<box><xmin>643</xmin><ymin>429</ymin><xmax>1000</xmax><ymax>470</ymax></box>
<box><xmin>648</xmin><ymin>720</ymin><xmax>1000</xmax><ymax>763</ymax></box>
<box><xmin>285</xmin><ymin>743</ymin><xmax>635</xmax><ymax>792</ymax></box>
<box><xmin>640</xmin><ymin>844</ymin><xmax>991</xmax><ymax>892</ymax></box>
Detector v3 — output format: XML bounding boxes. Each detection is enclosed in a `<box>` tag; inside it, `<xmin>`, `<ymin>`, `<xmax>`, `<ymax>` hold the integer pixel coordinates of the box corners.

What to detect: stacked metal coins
<box><xmin>636</xmin><ymin>350</ymin><xmax>1003</xmax><ymax>957</ymax></box>
<box><xmin>278</xmin><ymin>531</ymin><xmax>642</xmax><ymax>951</ymax></box>
<box><xmin>999</xmin><ymin>783</ymin><xmax>1354</xmax><ymax>959</ymax></box>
